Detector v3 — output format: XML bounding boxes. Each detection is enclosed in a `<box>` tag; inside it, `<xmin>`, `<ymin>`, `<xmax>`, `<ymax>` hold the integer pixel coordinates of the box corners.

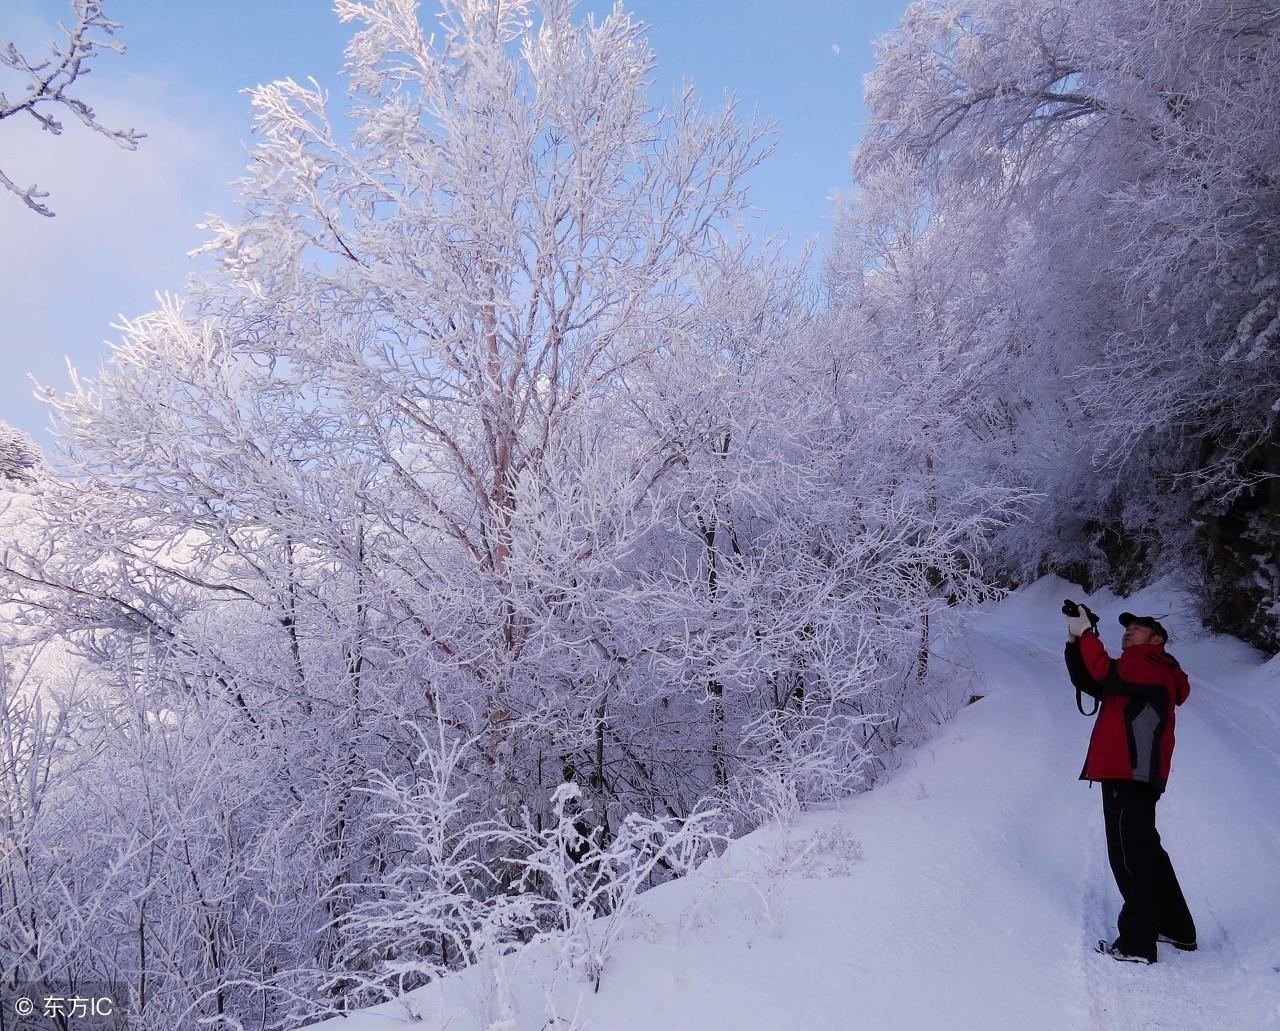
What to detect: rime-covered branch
<box><xmin>0</xmin><ymin>0</ymin><xmax>143</xmax><ymax>215</ymax></box>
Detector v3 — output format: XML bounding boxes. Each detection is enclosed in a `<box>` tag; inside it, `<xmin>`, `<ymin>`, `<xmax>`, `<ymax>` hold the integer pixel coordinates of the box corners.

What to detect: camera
<box><xmin>1062</xmin><ymin>598</ymin><xmax>1099</xmax><ymax>628</ymax></box>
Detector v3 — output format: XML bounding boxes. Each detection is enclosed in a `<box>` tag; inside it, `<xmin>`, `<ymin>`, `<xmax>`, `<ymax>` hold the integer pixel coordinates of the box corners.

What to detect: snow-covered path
<box><xmin>308</xmin><ymin>577</ymin><xmax>1280</xmax><ymax>1030</ymax></box>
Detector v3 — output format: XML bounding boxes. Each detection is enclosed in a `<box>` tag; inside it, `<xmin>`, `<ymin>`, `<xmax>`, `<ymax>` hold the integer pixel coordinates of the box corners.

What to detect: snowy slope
<box><xmin>306</xmin><ymin>576</ymin><xmax>1280</xmax><ymax>1031</ymax></box>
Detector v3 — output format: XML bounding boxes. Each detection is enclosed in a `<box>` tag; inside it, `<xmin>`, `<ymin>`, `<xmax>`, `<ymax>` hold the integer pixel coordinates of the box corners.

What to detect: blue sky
<box><xmin>0</xmin><ymin>0</ymin><xmax>909</xmax><ymax>446</ymax></box>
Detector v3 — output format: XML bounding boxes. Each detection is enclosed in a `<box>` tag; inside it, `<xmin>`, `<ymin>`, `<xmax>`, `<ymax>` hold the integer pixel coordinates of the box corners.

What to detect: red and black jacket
<box><xmin>1064</xmin><ymin>631</ymin><xmax>1191</xmax><ymax>792</ymax></box>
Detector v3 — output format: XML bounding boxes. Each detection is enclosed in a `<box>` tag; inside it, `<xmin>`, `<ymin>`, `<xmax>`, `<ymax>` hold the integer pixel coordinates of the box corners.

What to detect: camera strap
<box><xmin>1076</xmin><ymin>685</ymin><xmax>1099</xmax><ymax>717</ymax></box>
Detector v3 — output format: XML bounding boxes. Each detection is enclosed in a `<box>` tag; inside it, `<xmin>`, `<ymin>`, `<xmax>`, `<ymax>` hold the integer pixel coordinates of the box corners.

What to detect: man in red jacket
<box><xmin>1064</xmin><ymin>607</ymin><xmax>1197</xmax><ymax>964</ymax></box>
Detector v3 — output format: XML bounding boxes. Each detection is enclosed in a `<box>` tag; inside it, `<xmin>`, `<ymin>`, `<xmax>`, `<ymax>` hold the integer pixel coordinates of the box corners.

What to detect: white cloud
<box><xmin>831</xmin><ymin>43</ymin><xmax>841</xmax><ymax>56</ymax></box>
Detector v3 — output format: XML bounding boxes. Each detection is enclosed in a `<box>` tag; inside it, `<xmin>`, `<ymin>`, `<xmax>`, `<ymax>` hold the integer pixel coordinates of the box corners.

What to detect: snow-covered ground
<box><xmin>307</xmin><ymin>576</ymin><xmax>1280</xmax><ymax>1030</ymax></box>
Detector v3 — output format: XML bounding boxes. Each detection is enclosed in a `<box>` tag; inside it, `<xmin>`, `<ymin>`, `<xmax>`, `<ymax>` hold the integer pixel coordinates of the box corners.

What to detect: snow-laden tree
<box><xmin>825</xmin><ymin>148</ymin><xmax>1035</xmax><ymax>683</ymax></box>
<box><xmin>0</xmin><ymin>1</ymin><xmax>774</xmax><ymax>1024</ymax></box>
<box><xmin>183</xmin><ymin>0</ymin><xmax>776</xmax><ymax>774</ymax></box>
<box><xmin>0</xmin><ymin>422</ymin><xmax>40</xmax><ymax>480</ymax></box>
<box><xmin>845</xmin><ymin>0</ymin><xmax>1280</xmax><ymax>647</ymax></box>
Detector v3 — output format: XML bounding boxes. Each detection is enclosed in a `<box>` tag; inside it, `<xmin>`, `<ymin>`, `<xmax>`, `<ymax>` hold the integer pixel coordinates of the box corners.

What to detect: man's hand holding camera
<box><xmin>1062</xmin><ymin>599</ymin><xmax>1099</xmax><ymax>642</ymax></box>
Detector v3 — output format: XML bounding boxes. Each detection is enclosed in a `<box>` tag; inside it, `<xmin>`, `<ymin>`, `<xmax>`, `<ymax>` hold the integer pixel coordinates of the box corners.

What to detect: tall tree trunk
<box><xmin>696</xmin><ymin>508</ymin><xmax>726</xmax><ymax>790</ymax></box>
<box><xmin>918</xmin><ymin>450</ymin><xmax>938</xmax><ymax>686</ymax></box>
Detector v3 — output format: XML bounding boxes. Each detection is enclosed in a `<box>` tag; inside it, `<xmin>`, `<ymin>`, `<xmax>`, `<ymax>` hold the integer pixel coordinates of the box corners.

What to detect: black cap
<box><xmin>1118</xmin><ymin>611</ymin><xmax>1169</xmax><ymax>642</ymax></box>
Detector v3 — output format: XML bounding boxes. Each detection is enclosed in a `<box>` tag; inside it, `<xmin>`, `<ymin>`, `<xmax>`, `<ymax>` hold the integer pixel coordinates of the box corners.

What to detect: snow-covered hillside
<box><xmin>307</xmin><ymin>576</ymin><xmax>1280</xmax><ymax>1031</ymax></box>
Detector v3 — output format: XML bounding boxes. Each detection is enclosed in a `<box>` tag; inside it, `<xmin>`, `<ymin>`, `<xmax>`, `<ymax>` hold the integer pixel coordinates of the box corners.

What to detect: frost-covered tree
<box><xmin>0</xmin><ymin>422</ymin><xmax>39</xmax><ymax>480</ymax></box>
<box><xmin>845</xmin><ymin>0</ymin><xmax>1280</xmax><ymax>648</ymax></box>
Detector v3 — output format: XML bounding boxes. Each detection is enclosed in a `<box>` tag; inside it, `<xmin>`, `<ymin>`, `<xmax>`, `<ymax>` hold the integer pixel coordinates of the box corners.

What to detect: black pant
<box><xmin>1101</xmin><ymin>779</ymin><xmax>1196</xmax><ymax>961</ymax></box>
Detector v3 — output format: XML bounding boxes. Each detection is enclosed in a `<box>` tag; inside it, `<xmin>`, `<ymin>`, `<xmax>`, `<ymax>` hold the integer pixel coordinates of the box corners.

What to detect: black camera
<box><xmin>1062</xmin><ymin>598</ymin><xmax>1099</xmax><ymax>628</ymax></box>
<box><xmin>1063</xmin><ymin>599</ymin><xmax>1101</xmax><ymax>716</ymax></box>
